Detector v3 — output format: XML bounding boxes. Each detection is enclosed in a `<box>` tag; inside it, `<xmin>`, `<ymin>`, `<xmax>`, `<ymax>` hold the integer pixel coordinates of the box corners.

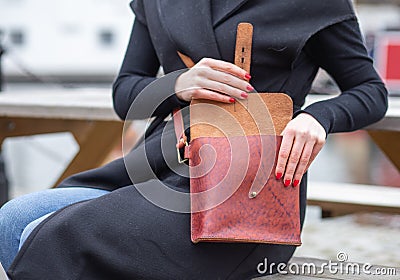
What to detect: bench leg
<box><xmin>368</xmin><ymin>130</ymin><xmax>400</xmax><ymax>172</ymax></box>
<box><xmin>321</xmin><ymin>210</ymin><xmax>332</xmax><ymax>218</ymax></box>
<box><xmin>0</xmin><ymin>117</ymin><xmax>123</xmax><ymax>190</ymax></box>
<box><xmin>53</xmin><ymin>121</ymin><xmax>123</xmax><ymax>187</ymax></box>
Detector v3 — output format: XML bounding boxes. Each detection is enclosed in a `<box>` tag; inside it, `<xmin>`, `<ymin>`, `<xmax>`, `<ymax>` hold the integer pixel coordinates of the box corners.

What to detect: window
<box><xmin>99</xmin><ymin>30</ymin><xmax>114</xmax><ymax>47</ymax></box>
<box><xmin>10</xmin><ymin>30</ymin><xmax>25</xmax><ymax>46</ymax></box>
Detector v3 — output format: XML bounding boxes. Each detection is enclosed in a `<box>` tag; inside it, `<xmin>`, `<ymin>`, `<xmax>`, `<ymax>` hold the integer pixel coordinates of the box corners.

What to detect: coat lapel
<box><xmin>211</xmin><ymin>0</ymin><xmax>249</xmax><ymax>27</ymax></box>
<box><xmin>156</xmin><ymin>0</ymin><xmax>250</xmax><ymax>63</ymax></box>
<box><xmin>157</xmin><ymin>0</ymin><xmax>220</xmax><ymax>62</ymax></box>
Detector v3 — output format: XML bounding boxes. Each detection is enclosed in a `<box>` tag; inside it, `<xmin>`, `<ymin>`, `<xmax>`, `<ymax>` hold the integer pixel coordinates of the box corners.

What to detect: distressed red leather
<box><xmin>188</xmin><ymin>135</ymin><xmax>301</xmax><ymax>245</ymax></box>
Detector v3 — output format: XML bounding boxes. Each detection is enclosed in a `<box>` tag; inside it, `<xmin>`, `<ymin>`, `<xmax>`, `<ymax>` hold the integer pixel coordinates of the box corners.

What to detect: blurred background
<box><xmin>0</xmin><ymin>0</ymin><xmax>398</xmax><ymax>195</ymax></box>
<box><xmin>0</xmin><ymin>0</ymin><xmax>131</xmax><ymax>84</ymax></box>
<box><xmin>0</xmin><ymin>0</ymin><xmax>399</xmax><ymax>268</ymax></box>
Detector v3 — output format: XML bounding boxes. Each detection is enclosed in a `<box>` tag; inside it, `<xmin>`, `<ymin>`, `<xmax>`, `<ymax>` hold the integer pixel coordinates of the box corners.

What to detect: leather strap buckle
<box><xmin>177</xmin><ymin>139</ymin><xmax>189</xmax><ymax>164</ymax></box>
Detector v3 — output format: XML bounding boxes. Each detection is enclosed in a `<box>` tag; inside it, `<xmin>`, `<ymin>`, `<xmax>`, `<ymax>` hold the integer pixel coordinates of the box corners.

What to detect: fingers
<box><xmin>197</xmin><ymin>57</ymin><xmax>250</xmax><ymax>81</ymax></box>
<box><xmin>195</xmin><ymin>59</ymin><xmax>253</xmax><ymax>99</ymax></box>
<box><xmin>305</xmin><ymin>138</ymin><xmax>325</xmax><ymax>172</ymax></box>
<box><xmin>283</xmin><ymin>135</ymin><xmax>308</xmax><ymax>187</ymax></box>
<box><xmin>200</xmin><ymin>78</ymin><xmax>250</xmax><ymax>100</ymax></box>
<box><xmin>190</xmin><ymin>88</ymin><xmax>236</xmax><ymax>104</ymax></box>
<box><xmin>291</xmin><ymin>140</ymin><xmax>314</xmax><ymax>187</ymax></box>
<box><xmin>276</xmin><ymin>132</ymin><xmax>322</xmax><ymax>187</ymax></box>
<box><xmin>275</xmin><ymin>113</ymin><xmax>326</xmax><ymax>188</ymax></box>
<box><xmin>175</xmin><ymin>58</ymin><xmax>254</xmax><ymax>102</ymax></box>
<box><xmin>275</xmin><ymin>129</ymin><xmax>294</xmax><ymax>181</ymax></box>
<box><xmin>291</xmin><ymin>136</ymin><xmax>325</xmax><ymax>187</ymax></box>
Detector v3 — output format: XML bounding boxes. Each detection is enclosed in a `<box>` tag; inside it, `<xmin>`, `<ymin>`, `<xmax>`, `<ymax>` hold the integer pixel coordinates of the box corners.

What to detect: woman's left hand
<box><xmin>275</xmin><ymin>113</ymin><xmax>326</xmax><ymax>187</ymax></box>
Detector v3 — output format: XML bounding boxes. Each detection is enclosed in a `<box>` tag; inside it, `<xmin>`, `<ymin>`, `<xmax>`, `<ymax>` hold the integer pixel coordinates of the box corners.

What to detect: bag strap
<box><xmin>177</xmin><ymin>51</ymin><xmax>196</xmax><ymax>68</ymax></box>
<box><xmin>234</xmin><ymin>23</ymin><xmax>253</xmax><ymax>74</ymax></box>
<box><xmin>174</xmin><ymin>23</ymin><xmax>254</xmax><ymax>157</ymax></box>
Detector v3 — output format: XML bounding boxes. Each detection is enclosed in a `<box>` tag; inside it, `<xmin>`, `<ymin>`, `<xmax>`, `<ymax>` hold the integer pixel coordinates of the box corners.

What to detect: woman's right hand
<box><xmin>175</xmin><ymin>58</ymin><xmax>254</xmax><ymax>103</ymax></box>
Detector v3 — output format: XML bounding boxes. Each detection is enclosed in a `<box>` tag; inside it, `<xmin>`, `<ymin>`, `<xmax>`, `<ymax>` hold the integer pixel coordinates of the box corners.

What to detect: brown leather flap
<box><xmin>190</xmin><ymin>93</ymin><xmax>293</xmax><ymax>140</ymax></box>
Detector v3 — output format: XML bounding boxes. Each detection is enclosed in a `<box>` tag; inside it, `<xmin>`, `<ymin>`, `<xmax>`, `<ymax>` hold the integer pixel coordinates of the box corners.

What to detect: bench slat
<box><xmin>0</xmin><ymin>90</ymin><xmax>120</xmax><ymax>121</ymax></box>
<box><xmin>308</xmin><ymin>182</ymin><xmax>400</xmax><ymax>207</ymax></box>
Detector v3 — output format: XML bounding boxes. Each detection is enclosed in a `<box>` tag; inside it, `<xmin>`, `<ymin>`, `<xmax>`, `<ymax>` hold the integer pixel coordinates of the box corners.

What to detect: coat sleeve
<box><xmin>112</xmin><ymin>1</ymin><xmax>188</xmax><ymax>120</ymax></box>
<box><xmin>300</xmin><ymin>19</ymin><xmax>388</xmax><ymax>134</ymax></box>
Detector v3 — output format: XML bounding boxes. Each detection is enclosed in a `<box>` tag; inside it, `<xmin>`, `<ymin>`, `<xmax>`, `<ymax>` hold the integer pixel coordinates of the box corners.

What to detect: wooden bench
<box><xmin>304</xmin><ymin>95</ymin><xmax>400</xmax><ymax>217</ymax></box>
<box><xmin>254</xmin><ymin>257</ymin><xmax>399</xmax><ymax>279</ymax></box>
<box><xmin>0</xmin><ymin>89</ymin><xmax>124</xmax><ymax>204</ymax></box>
<box><xmin>305</xmin><ymin>94</ymin><xmax>400</xmax><ymax>172</ymax></box>
<box><xmin>0</xmin><ymin>91</ymin><xmax>398</xmax><ymax>209</ymax></box>
<box><xmin>307</xmin><ymin>181</ymin><xmax>400</xmax><ymax>217</ymax></box>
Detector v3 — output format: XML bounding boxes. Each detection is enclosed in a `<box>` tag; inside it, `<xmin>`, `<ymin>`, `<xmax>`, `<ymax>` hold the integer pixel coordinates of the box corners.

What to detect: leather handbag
<box><xmin>173</xmin><ymin>23</ymin><xmax>301</xmax><ymax>245</ymax></box>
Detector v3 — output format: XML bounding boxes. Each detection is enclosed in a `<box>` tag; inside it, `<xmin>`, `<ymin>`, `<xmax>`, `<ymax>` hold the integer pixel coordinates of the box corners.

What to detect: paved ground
<box><xmin>295</xmin><ymin>207</ymin><xmax>400</xmax><ymax>267</ymax></box>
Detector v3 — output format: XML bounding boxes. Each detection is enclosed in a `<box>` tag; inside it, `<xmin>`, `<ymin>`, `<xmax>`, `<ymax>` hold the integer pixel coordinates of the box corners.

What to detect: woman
<box><xmin>1</xmin><ymin>0</ymin><xmax>388</xmax><ymax>279</ymax></box>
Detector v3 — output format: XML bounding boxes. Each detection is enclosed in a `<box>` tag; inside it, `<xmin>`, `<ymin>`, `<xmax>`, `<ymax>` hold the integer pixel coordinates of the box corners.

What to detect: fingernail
<box><xmin>245</xmin><ymin>73</ymin><xmax>252</xmax><ymax>80</ymax></box>
<box><xmin>246</xmin><ymin>85</ymin><xmax>254</xmax><ymax>92</ymax></box>
<box><xmin>284</xmin><ymin>180</ymin><xmax>291</xmax><ymax>187</ymax></box>
<box><xmin>293</xmin><ymin>180</ymin><xmax>300</xmax><ymax>188</ymax></box>
<box><xmin>229</xmin><ymin>98</ymin><xmax>236</xmax><ymax>103</ymax></box>
<box><xmin>276</xmin><ymin>173</ymin><xmax>283</xmax><ymax>180</ymax></box>
<box><xmin>241</xmin><ymin>92</ymin><xmax>249</xmax><ymax>98</ymax></box>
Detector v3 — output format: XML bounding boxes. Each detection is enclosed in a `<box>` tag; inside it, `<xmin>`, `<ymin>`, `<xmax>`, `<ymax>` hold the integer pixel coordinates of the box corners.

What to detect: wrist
<box><xmin>296</xmin><ymin>112</ymin><xmax>327</xmax><ymax>138</ymax></box>
<box><xmin>294</xmin><ymin>110</ymin><xmax>329</xmax><ymax>137</ymax></box>
<box><xmin>175</xmin><ymin>72</ymin><xmax>190</xmax><ymax>102</ymax></box>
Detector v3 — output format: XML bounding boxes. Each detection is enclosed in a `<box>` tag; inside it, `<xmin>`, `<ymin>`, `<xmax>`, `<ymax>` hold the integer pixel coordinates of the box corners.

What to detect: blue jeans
<box><xmin>0</xmin><ymin>187</ymin><xmax>109</xmax><ymax>270</ymax></box>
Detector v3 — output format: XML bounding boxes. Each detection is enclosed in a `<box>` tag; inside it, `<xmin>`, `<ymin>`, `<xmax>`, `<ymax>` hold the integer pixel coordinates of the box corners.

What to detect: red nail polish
<box><xmin>241</xmin><ymin>92</ymin><xmax>249</xmax><ymax>98</ymax></box>
<box><xmin>229</xmin><ymin>98</ymin><xmax>236</xmax><ymax>103</ymax></box>
<box><xmin>276</xmin><ymin>173</ymin><xmax>283</xmax><ymax>180</ymax></box>
<box><xmin>246</xmin><ymin>85</ymin><xmax>254</xmax><ymax>92</ymax></box>
<box><xmin>293</xmin><ymin>180</ymin><xmax>300</xmax><ymax>188</ymax></box>
<box><xmin>245</xmin><ymin>73</ymin><xmax>252</xmax><ymax>80</ymax></box>
<box><xmin>284</xmin><ymin>180</ymin><xmax>291</xmax><ymax>187</ymax></box>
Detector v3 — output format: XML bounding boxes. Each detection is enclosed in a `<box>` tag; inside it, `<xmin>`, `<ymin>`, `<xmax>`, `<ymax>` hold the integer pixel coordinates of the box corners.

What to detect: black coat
<box><xmin>8</xmin><ymin>0</ymin><xmax>387</xmax><ymax>279</ymax></box>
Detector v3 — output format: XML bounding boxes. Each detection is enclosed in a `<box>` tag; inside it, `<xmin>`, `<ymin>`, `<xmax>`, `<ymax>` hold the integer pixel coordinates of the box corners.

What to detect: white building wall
<box><xmin>0</xmin><ymin>0</ymin><xmax>134</xmax><ymax>79</ymax></box>
<box><xmin>1</xmin><ymin>1</ymin><xmax>400</xmax><ymax>80</ymax></box>
<box><xmin>356</xmin><ymin>4</ymin><xmax>400</xmax><ymax>33</ymax></box>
